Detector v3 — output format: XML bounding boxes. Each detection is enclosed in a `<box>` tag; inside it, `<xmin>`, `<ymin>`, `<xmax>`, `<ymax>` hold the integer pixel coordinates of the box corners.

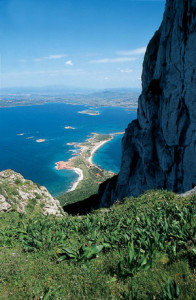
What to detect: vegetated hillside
<box><xmin>0</xmin><ymin>169</ymin><xmax>63</xmax><ymax>216</ymax></box>
<box><xmin>99</xmin><ymin>0</ymin><xmax>196</xmax><ymax>207</ymax></box>
<box><xmin>0</xmin><ymin>190</ymin><xmax>195</xmax><ymax>299</ymax></box>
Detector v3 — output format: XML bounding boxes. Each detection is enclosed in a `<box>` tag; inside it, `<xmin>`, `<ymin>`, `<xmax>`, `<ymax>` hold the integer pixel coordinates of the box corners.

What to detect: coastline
<box><xmin>55</xmin><ymin>133</ymin><xmax>117</xmax><ymax>192</ymax></box>
<box><xmin>0</xmin><ymin>102</ymin><xmax>138</xmax><ymax>112</ymax></box>
<box><xmin>67</xmin><ymin>167</ymin><xmax>84</xmax><ymax>192</ymax></box>
<box><xmin>88</xmin><ymin>137</ymin><xmax>113</xmax><ymax>166</ymax></box>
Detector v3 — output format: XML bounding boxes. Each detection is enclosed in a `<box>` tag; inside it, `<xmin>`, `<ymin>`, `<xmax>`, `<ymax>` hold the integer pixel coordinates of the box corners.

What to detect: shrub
<box><xmin>15</xmin><ymin>178</ymin><xmax>22</xmax><ymax>185</ymax></box>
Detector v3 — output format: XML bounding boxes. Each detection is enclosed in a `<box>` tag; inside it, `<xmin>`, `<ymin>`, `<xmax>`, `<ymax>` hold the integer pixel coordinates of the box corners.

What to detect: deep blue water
<box><xmin>0</xmin><ymin>103</ymin><xmax>136</xmax><ymax>196</ymax></box>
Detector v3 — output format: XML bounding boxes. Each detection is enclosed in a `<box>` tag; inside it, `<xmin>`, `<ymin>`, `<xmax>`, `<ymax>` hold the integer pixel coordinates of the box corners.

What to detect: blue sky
<box><xmin>0</xmin><ymin>0</ymin><xmax>165</xmax><ymax>89</ymax></box>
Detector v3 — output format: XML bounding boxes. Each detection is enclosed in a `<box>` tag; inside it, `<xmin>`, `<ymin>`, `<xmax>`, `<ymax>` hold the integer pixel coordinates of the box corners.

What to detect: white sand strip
<box><xmin>68</xmin><ymin>167</ymin><xmax>84</xmax><ymax>192</ymax></box>
<box><xmin>88</xmin><ymin>138</ymin><xmax>113</xmax><ymax>166</ymax></box>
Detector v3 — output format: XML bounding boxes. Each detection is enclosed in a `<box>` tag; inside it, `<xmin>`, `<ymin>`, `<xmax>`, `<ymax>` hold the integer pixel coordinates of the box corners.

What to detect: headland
<box><xmin>56</xmin><ymin>132</ymin><xmax>123</xmax><ymax>205</ymax></box>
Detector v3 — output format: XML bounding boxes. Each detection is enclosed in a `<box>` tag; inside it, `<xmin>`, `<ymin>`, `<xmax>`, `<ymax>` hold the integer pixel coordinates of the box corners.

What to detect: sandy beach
<box><xmin>55</xmin><ymin>133</ymin><xmax>114</xmax><ymax>192</ymax></box>
<box><xmin>67</xmin><ymin>168</ymin><xmax>83</xmax><ymax>192</ymax></box>
<box><xmin>88</xmin><ymin>137</ymin><xmax>113</xmax><ymax>166</ymax></box>
<box><xmin>55</xmin><ymin>160</ymin><xmax>83</xmax><ymax>192</ymax></box>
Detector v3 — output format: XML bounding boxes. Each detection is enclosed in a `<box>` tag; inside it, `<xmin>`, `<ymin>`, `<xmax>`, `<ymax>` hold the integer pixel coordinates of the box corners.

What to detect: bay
<box><xmin>0</xmin><ymin>103</ymin><xmax>136</xmax><ymax>196</ymax></box>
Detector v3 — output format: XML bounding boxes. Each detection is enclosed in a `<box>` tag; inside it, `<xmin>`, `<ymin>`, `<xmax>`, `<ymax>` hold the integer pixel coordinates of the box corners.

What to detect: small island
<box><xmin>77</xmin><ymin>110</ymin><xmax>100</xmax><ymax>116</ymax></box>
<box><xmin>64</xmin><ymin>126</ymin><xmax>76</xmax><ymax>130</ymax></box>
<box><xmin>36</xmin><ymin>139</ymin><xmax>46</xmax><ymax>143</ymax></box>
<box><xmin>56</xmin><ymin>132</ymin><xmax>123</xmax><ymax>205</ymax></box>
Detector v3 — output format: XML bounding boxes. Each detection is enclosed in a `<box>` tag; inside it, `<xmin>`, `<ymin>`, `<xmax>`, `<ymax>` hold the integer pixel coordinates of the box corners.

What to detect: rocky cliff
<box><xmin>99</xmin><ymin>0</ymin><xmax>196</xmax><ymax>206</ymax></box>
<box><xmin>0</xmin><ymin>169</ymin><xmax>64</xmax><ymax>216</ymax></box>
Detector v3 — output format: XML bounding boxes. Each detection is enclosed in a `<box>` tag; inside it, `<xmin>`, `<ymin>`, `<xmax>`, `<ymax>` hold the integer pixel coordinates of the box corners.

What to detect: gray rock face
<box><xmin>100</xmin><ymin>0</ymin><xmax>196</xmax><ymax>206</ymax></box>
<box><xmin>0</xmin><ymin>195</ymin><xmax>11</xmax><ymax>212</ymax></box>
<box><xmin>180</xmin><ymin>186</ymin><xmax>196</xmax><ymax>197</ymax></box>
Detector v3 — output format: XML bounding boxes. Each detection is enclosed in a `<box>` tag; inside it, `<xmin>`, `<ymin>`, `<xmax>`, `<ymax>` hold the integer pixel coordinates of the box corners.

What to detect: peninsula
<box><xmin>56</xmin><ymin>132</ymin><xmax>123</xmax><ymax>205</ymax></box>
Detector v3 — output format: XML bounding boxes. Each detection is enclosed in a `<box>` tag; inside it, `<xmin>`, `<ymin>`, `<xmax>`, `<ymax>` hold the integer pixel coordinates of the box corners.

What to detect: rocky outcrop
<box><xmin>99</xmin><ymin>0</ymin><xmax>196</xmax><ymax>206</ymax></box>
<box><xmin>180</xmin><ymin>186</ymin><xmax>196</xmax><ymax>197</ymax></box>
<box><xmin>0</xmin><ymin>169</ymin><xmax>64</xmax><ymax>216</ymax></box>
<box><xmin>0</xmin><ymin>195</ymin><xmax>11</xmax><ymax>212</ymax></box>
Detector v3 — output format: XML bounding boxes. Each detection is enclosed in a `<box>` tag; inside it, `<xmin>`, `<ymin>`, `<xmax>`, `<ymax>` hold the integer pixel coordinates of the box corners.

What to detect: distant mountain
<box><xmin>0</xmin><ymin>87</ymin><xmax>140</xmax><ymax>108</ymax></box>
<box><xmin>1</xmin><ymin>86</ymin><xmax>140</xmax><ymax>96</ymax></box>
<box><xmin>88</xmin><ymin>88</ymin><xmax>140</xmax><ymax>100</ymax></box>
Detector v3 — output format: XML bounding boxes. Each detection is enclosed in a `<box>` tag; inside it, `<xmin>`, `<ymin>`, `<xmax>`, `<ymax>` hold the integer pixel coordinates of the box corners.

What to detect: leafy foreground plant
<box><xmin>117</xmin><ymin>242</ymin><xmax>152</xmax><ymax>278</ymax></box>
<box><xmin>162</xmin><ymin>278</ymin><xmax>180</xmax><ymax>300</ymax></box>
<box><xmin>0</xmin><ymin>190</ymin><xmax>195</xmax><ymax>299</ymax></box>
<box><xmin>56</xmin><ymin>243</ymin><xmax>103</xmax><ymax>262</ymax></box>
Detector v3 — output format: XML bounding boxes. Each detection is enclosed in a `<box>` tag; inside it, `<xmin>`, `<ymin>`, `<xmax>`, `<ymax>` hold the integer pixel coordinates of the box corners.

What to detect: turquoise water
<box><xmin>0</xmin><ymin>104</ymin><xmax>136</xmax><ymax>195</ymax></box>
<box><xmin>93</xmin><ymin>134</ymin><xmax>123</xmax><ymax>173</ymax></box>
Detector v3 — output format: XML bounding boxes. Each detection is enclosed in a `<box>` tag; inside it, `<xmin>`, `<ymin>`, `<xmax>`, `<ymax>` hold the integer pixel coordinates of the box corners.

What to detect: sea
<box><xmin>0</xmin><ymin>103</ymin><xmax>136</xmax><ymax>196</ymax></box>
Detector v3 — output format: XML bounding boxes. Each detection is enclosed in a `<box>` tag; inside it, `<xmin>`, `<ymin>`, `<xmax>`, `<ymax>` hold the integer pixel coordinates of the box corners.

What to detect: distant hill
<box><xmin>0</xmin><ymin>87</ymin><xmax>140</xmax><ymax>108</ymax></box>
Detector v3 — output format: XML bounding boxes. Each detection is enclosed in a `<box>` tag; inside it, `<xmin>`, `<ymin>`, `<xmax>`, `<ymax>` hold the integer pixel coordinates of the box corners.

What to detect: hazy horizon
<box><xmin>0</xmin><ymin>85</ymin><xmax>141</xmax><ymax>94</ymax></box>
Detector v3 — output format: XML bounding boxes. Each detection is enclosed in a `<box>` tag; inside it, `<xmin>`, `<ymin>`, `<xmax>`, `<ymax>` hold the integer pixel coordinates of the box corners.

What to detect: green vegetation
<box><xmin>58</xmin><ymin>134</ymin><xmax>114</xmax><ymax>206</ymax></box>
<box><xmin>58</xmin><ymin>155</ymin><xmax>111</xmax><ymax>206</ymax></box>
<box><xmin>25</xmin><ymin>198</ymin><xmax>37</xmax><ymax>213</ymax></box>
<box><xmin>0</xmin><ymin>190</ymin><xmax>195</xmax><ymax>299</ymax></box>
<box><xmin>92</xmin><ymin>134</ymin><xmax>111</xmax><ymax>141</ymax></box>
<box><xmin>0</xmin><ymin>171</ymin><xmax>56</xmax><ymax>215</ymax></box>
<box><xmin>0</xmin><ymin>181</ymin><xmax>19</xmax><ymax>202</ymax></box>
<box><xmin>14</xmin><ymin>178</ymin><xmax>23</xmax><ymax>185</ymax></box>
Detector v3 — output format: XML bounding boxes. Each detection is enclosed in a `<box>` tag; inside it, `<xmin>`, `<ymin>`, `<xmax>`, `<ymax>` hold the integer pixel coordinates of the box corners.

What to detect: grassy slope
<box><xmin>0</xmin><ymin>190</ymin><xmax>195</xmax><ymax>299</ymax></box>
